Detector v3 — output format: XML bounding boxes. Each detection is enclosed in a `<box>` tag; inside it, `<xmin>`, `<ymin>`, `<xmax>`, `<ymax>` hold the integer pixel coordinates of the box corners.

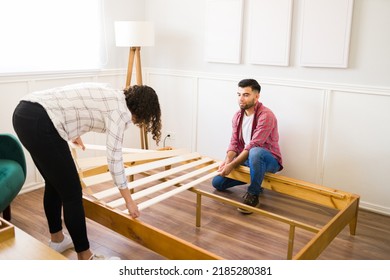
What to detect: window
<box><xmin>0</xmin><ymin>0</ymin><xmax>104</xmax><ymax>73</ymax></box>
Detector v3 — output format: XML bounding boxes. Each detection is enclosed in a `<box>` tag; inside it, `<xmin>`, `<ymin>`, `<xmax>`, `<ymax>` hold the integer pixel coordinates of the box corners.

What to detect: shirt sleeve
<box><xmin>106</xmin><ymin>110</ymin><xmax>128</xmax><ymax>189</ymax></box>
<box><xmin>227</xmin><ymin>111</ymin><xmax>241</xmax><ymax>154</ymax></box>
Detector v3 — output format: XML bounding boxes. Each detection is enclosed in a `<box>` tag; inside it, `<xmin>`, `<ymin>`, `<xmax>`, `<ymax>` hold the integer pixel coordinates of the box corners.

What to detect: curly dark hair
<box><xmin>124</xmin><ymin>85</ymin><xmax>162</xmax><ymax>145</ymax></box>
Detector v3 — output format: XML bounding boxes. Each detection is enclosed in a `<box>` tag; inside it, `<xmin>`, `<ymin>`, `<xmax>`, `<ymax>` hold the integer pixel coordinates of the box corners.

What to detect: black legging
<box><xmin>12</xmin><ymin>101</ymin><xmax>89</xmax><ymax>253</ymax></box>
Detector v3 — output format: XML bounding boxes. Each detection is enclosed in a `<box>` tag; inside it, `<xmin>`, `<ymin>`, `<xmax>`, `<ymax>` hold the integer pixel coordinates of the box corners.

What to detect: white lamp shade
<box><xmin>115</xmin><ymin>21</ymin><xmax>155</xmax><ymax>47</ymax></box>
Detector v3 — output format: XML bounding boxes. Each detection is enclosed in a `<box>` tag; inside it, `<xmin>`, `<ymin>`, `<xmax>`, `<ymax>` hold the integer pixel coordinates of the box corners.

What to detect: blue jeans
<box><xmin>212</xmin><ymin>147</ymin><xmax>281</xmax><ymax>196</ymax></box>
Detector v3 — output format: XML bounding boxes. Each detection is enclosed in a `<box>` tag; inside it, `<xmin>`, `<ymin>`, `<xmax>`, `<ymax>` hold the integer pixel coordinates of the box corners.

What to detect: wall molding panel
<box><xmin>247</xmin><ymin>0</ymin><xmax>293</xmax><ymax>66</ymax></box>
<box><xmin>299</xmin><ymin>0</ymin><xmax>354</xmax><ymax>68</ymax></box>
<box><xmin>204</xmin><ymin>0</ymin><xmax>244</xmax><ymax>64</ymax></box>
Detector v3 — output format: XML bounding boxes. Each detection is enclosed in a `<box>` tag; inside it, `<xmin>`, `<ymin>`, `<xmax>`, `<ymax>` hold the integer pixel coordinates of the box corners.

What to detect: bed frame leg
<box><xmin>196</xmin><ymin>193</ymin><xmax>202</xmax><ymax>227</ymax></box>
<box><xmin>349</xmin><ymin>197</ymin><xmax>360</xmax><ymax>235</ymax></box>
<box><xmin>287</xmin><ymin>225</ymin><xmax>295</xmax><ymax>260</ymax></box>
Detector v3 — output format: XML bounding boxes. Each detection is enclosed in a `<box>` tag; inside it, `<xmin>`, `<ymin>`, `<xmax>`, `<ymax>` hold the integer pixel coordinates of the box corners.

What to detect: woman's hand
<box><xmin>119</xmin><ymin>188</ymin><xmax>140</xmax><ymax>218</ymax></box>
<box><xmin>72</xmin><ymin>136</ymin><xmax>85</xmax><ymax>150</ymax></box>
<box><xmin>126</xmin><ymin>200</ymin><xmax>140</xmax><ymax>218</ymax></box>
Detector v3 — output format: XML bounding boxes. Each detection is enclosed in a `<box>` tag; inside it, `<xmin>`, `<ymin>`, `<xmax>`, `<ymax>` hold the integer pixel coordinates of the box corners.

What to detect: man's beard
<box><xmin>239</xmin><ymin>101</ymin><xmax>255</xmax><ymax>110</ymax></box>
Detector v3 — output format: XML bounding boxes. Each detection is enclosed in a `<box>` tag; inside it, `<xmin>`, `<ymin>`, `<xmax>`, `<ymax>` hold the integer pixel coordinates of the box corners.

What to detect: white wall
<box><xmin>101</xmin><ymin>0</ymin><xmax>146</xmax><ymax>69</ymax></box>
<box><xmin>140</xmin><ymin>0</ymin><xmax>390</xmax><ymax>215</ymax></box>
<box><xmin>1</xmin><ymin>0</ymin><xmax>389</xmax><ymax>215</ymax></box>
<box><xmin>143</xmin><ymin>0</ymin><xmax>390</xmax><ymax>87</ymax></box>
<box><xmin>144</xmin><ymin>69</ymin><xmax>390</xmax><ymax>216</ymax></box>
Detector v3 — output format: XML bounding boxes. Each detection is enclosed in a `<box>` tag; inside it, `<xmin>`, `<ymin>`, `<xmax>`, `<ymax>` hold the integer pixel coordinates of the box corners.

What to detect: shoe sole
<box><xmin>237</xmin><ymin>202</ymin><xmax>260</xmax><ymax>215</ymax></box>
<box><xmin>237</xmin><ymin>207</ymin><xmax>253</xmax><ymax>214</ymax></box>
<box><xmin>49</xmin><ymin>235</ymin><xmax>74</xmax><ymax>253</ymax></box>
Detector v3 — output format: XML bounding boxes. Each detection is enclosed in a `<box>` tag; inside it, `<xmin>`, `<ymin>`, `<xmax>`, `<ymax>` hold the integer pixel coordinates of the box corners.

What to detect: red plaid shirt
<box><xmin>227</xmin><ymin>102</ymin><xmax>283</xmax><ymax>169</ymax></box>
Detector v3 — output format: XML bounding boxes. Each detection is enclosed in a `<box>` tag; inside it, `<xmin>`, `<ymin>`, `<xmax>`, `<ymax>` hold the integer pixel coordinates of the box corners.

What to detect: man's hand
<box><xmin>217</xmin><ymin>151</ymin><xmax>237</xmax><ymax>176</ymax></box>
<box><xmin>217</xmin><ymin>161</ymin><xmax>227</xmax><ymax>173</ymax></box>
<box><xmin>219</xmin><ymin>162</ymin><xmax>235</xmax><ymax>177</ymax></box>
<box><xmin>218</xmin><ymin>150</ymin><xmax>249</xmax><ymax>176</ymax></box>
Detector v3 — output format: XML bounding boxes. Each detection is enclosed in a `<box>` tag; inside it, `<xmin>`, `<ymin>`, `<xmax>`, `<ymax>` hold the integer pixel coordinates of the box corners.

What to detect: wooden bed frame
<box><xmin>71</xmin><ymin>144</ymin><xmax>360</xmax><ymax>260</ymax></box>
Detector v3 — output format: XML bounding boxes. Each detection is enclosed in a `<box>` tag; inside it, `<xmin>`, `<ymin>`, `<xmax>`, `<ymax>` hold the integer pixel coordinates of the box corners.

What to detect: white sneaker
<box><xmin>48</xmin><ymin>233</ymin><xmax>74</xmax><ymax>253</ymax></box>
<box><xmin>89</xmin><ymin>254</ymin><xmax>121</xmax><ymax>260</ymax></box>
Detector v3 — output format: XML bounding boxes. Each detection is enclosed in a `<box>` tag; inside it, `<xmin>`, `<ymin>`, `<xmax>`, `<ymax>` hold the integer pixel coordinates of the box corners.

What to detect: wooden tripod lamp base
<box><xmin>126</xmin><ymin>47</ymin><xmax>149</xmax><ymax>150</ymax></box>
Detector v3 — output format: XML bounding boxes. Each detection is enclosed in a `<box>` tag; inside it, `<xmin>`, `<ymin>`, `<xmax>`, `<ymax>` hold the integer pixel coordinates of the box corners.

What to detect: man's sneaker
<box><xmin>237</xmin><ymin>192</ymin><xmax>259</xmax><ymax>214</ymax></box>
<box><xmin>48</xmin><ymin>233</ymin><xmax>74</xmax><ymax>253</ymax></box>
<box><xmin>89</xmin><ymin>254</ymin><xmax>121</xmax><ymax>260</ymax></box>
<box><xmin>259</xmin><ymin>187</ymin><xmax>264</xmax><ymax>194</ymax></box>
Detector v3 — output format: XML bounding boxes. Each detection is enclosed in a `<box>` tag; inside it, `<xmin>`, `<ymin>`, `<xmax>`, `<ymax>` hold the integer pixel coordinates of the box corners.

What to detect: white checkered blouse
<box><xmin>22</xmin><ymin>83</ymin><xmax>132</xmax><ymax>189</ymax></box>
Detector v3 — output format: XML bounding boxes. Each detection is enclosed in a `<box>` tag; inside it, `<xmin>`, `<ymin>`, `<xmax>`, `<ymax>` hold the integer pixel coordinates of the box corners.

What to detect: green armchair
<box><xmin>0</xmin><ymin>133</ymin><xmax>26</xmax><ymax>221</ymax></box>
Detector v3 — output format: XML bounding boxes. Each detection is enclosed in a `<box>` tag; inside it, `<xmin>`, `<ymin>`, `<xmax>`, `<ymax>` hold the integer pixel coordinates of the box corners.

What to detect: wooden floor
<box><xmin>5</xmin><ymin>181</ymin><xmax>390</xmax><ymax>260</ymax></box>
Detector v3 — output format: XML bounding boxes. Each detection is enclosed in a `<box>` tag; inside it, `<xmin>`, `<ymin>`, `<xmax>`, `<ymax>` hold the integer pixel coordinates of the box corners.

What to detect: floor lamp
<box><xmin>115</xmin><ymin>21</ymin><xmax>155</xmax><ymax>149</ymax></box>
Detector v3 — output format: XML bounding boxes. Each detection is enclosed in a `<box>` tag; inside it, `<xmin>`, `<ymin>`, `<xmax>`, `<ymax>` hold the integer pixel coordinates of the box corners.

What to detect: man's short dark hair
<box><xmin>238</xmin><ymin>79</ymin><xmax>261</xmax><ymax>93</ymax></box>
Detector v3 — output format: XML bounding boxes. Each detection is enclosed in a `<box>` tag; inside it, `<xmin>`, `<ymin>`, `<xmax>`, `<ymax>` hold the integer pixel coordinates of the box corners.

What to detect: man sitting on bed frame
<box><xmin>212</xmin><ymin>78</ymin><xmax>283</xmax><ymax>214</ymax></box>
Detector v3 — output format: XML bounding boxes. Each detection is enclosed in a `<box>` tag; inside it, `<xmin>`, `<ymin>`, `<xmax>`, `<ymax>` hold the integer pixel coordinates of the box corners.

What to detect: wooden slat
<box><xmin>127</xmin><ymin>157</ymin><xmax>215</xmax><ymax>190</ymax></box>
<box><xmin>136</xmin><ymin>169</ymin><xmax>220</xmax><ymax>211</ymax></box>
<box><xmin>76</xmin><ymin>148</ymin><xmax>189</xmax><ymax>170</ymax></box>
<box><xmin>108</xmin><ymin>162</ymin><xmax>220</xmax><ymax>209</ymax></box>
<box><xmin>82</xmin><ymin>144</ymin><xmax>154</xmax><ymax>154</ymax></box>
<box><xmin>92</xmin><ymin>157</ymin><xmax>215</xmax><ymax>201</ymax></box>
<box><xmin>83</xmin><ymin>151</ymin><xmax>199</xmax><ymax>187</ymax></box>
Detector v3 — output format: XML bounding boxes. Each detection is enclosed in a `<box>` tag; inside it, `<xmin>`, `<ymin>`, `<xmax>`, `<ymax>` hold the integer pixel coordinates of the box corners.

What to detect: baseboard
<box><xmin>19</xmin><ymin>182</ymin><xmax>44</xmax><ymax>195</ymax></box>
<box><xmin>359</xmin><ymin>201</ymin><xmax>390</xmax><ymax>217</ymax></box>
